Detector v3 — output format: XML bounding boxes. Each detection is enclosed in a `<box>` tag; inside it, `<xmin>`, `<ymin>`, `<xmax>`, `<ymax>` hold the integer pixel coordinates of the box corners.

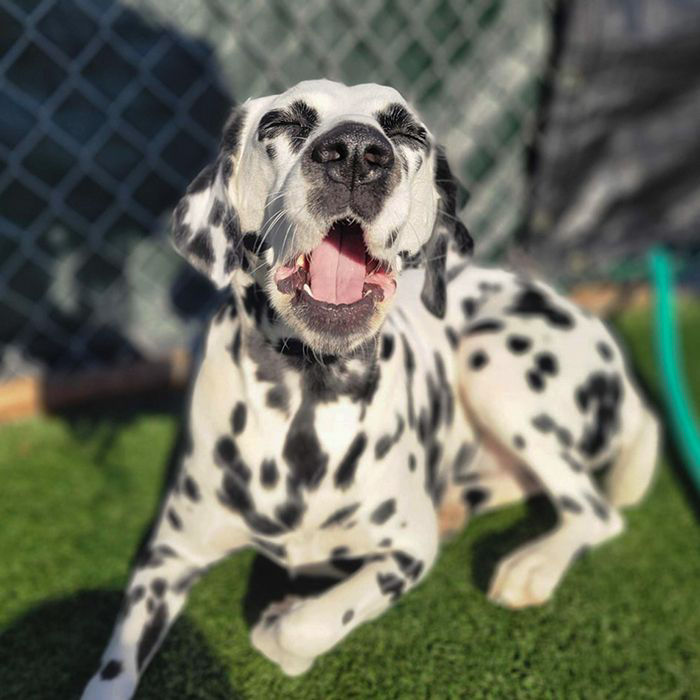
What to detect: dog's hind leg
<box><xmin>81</xmin><ymin>496</ymin><xmax>248</xmax><ymax>700</ymax></box>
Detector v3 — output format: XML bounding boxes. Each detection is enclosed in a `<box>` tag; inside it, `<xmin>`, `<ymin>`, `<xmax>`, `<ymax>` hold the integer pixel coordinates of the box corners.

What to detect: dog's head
<box><xmin>173</xmin><ymin>79</ymin><xmax>472</xmax><ymax>354</ymax></box>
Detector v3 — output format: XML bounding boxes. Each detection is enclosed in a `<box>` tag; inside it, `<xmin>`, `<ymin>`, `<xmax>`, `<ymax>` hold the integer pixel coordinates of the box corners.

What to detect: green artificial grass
<box><xmin>1</xmin><ymin>304</ymin><xmax>699</xmax><ymax>699</ymax></box>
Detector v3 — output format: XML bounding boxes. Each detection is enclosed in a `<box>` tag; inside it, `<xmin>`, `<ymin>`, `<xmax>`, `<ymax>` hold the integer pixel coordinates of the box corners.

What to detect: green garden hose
<box><xmin>649</xmin><ymin>247</ymin><xmax>700</xmax><ymax>492</ymax></box>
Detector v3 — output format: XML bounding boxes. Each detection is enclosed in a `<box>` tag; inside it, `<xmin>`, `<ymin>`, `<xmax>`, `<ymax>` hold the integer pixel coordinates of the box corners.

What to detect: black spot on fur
<box><xmin>275</xmin><ymin>500</ymin><xmax>304</xmax><ymax>529</ymax></box>
<box><xmin>208</xmin><ymin>199</ymin><xmax>225</xmax><ymax>227</ymax></box>
<box><xmin>215</xmin><ymin>436</ymin><xmax>238</xmax><ymax>466</ymax></box>
<box><xmin>462</xmin><ymin>297</ymin><xmax>477</xmax><ymax>318</ymax></box>
<box><xmin>381</xmin><ymin>334</ymin><xmax>395</xmax><ymax>360</ymax></box>
<box><xmin>559</xmin><ymin>496</ymin><xmax>583</xmax><ymax>513</ymax></box>
<box><xmin>370</xmin><ymin>499</ymin><xmax>396</xmax><ymax>524</ymax></box>
<box><xmin>379</xmin><ymin>538</ymin><xmax>392</xmax><ymax>547</ymax></box>
<box><xmin>469</xmin><ymin>350</ymin><xmax>488</xmax><ymax>370</ymax></box>
<box><xmin>331</xmin><ymin>546</ymin><xmax>350</xmax><ymax>559</ymax></box>
<box><xmin>513</xmin><ymin>434</ymin><xmax>526</xmax><ymax>449</ymax></box>
<box><xmin>597</xmin><ymin>341</ymin><xmax>613</xmax><ymax>361</ymax></box>
<box><xmin>526</xmin><ymin>370</ymin><xmax>544</xmax><ymax>392</ymax></box>
<box><xmin>386</xmin><ymin>229</ymin><xmax>399</xmax><ymax>247</ymax></box>
<box><xmin>376</xmin><ymin>572</ymin><xmax>405</xmax><ymax>601</ymax></box>
<box><xmin>507</xmin><ymin>334</ymin><xmax>531</xmax><ymax>354</ymax></box>
<box><xmin>231</xmin><ymin>402</ymin><xmax>247</xmax><ymax>434</ymax></box>
<box><xmin>463</xmin><ymin>488</ymin><xmax>489</xmax><ymax>510</ymax></box>
<box><xmin>392</xmin><ymin>551</ymin><xmax>423</xmax><ymax>580</ymax></box>
<box><xmin>260</xmin><ymin>459</ymin><xmax>278</xmax><ymax>488</ymax></box>
<box><xmin>508</xmin><ymin>286</ymin><xmax>574</xmax><ymax>329</ymax></box>
<box><xmin>183</xmin><ymin>475</ymin><xmax>200</xmax><ymax>502</ymax></box>
<box><xmin>265</xmin><ymin>144</ymin><xmax>276</xmax><ymax>159</ymax></box>
<box><xmin>221</xmin><ymin>108</ymin><xmax>246</xmax><ymax>156</ymax></box>
<box><xmin>445</xmin><ymin>326</ymin><xmax>459</xmax><ymax>349</ymax></box>
<box><xmin>576</xmin><ymin>372</ymin><xmax>623</xmax><ymax>458</ymax></box>
<box><xmin>100</xmin><ymin>660</ymin><xmax>123</xmax><ymax>680</ymax></box>
<box><xmin>584</xmin><ymin>493</ymin><xmax>609</xmax><ymax>520</ymax></box>
<box><xmin>342</xmin><ymin>609</ymin><xmax>354</xmax><ymax>625</ymax></box>
<box><xmin>266</xmin><ymin>385</ymin><xmax>290</xmax><ymax>412</ymax></box>
<box><xmin>187</xmin><ymin>229</ymin><xmax>214</xmax><ymax>267</ymax></box>
<box><xmin>151</xmin><ymin>578</ymin><xmax>167</xmax><ymax>598</ymax></box>
<box><xmin>136</xmin><ymin>602</ymin><xmax>168</xmax><ymax>670</ymax></box>
<box><xmin>334</xmin><ymin>433</ymin><xmax>367</xmax><ymax>489</ymax></box>
<box><xmin>408</xmin><ymin>453</ymin><xmax>417</xmax><ymax>472</ymax></box>
<box><xmin>321</xmin><ymin>502</ymin><xmax>360</xmax><ymax>528</ymax></box>
<box><xmin>466</xmin><ymin>319</ymin><xmax>504</xmax><ymax>336</ymax></box>
<box><xmin>535</xmin><ymin>352</ymin><xmax>558</xmax><ymax>375</ymax></box>
<box><xmin>166</xmin><ymin>508</ymin><xmax>182</xmax><ymax>530</ymax></box>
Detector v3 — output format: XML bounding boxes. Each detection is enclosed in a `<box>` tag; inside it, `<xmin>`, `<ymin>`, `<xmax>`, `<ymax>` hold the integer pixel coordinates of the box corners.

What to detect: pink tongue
<box><xmin>309</xmin><ymin>224</ymin><xmax>367</xmax><ymax>304</ymax></box>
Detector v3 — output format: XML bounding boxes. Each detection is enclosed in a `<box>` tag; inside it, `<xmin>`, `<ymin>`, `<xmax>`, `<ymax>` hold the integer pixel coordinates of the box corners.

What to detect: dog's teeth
<box><xmin>303</xmin><ymin>283</ymin><xmax>313</xmax><ymax>297</ymax></box>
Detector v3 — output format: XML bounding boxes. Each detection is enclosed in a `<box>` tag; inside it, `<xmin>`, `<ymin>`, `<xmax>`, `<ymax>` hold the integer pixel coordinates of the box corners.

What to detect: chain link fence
<box><xmin>0</xmin><ymin>0</ymin><xmax>550</xmax><ymax>380</ymax></box>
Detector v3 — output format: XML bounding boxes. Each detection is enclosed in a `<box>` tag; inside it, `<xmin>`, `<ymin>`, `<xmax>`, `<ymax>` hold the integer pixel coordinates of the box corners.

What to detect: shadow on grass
<box><xmin>0</xmin><ymin>589</ymin><xmax>237</xmax><ymax>700</ymax></box>
<box><xmin>470</xmin><ymin>495</ymin><xmax>557</xmax><ymax>593</ymax></box>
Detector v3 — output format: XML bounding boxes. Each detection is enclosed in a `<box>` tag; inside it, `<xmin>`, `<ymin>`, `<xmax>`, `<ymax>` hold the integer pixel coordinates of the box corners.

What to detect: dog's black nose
<box><xmin>310</xmin><ymin>122</ymin><xmax>394</xmax><ymax>188</ymax></box>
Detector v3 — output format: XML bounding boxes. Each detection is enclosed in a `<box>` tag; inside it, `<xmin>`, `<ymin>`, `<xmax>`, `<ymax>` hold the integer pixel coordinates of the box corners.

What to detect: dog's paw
<box><xmin>250</xmin><ymin>596</ymin><xmax>315</xmax><ymax>676</ymax></box>
<box><xmin>487</xmin><ymin>541</ymin><xmax>566</xmax><ymax>609</ymax></box>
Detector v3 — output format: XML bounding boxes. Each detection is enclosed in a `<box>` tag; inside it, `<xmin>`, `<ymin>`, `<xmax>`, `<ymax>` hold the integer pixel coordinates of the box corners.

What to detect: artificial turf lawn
<box><xmin>1</xmin><ymin>303</ymin><xmax>699</xmax><ymax>699</ymax></box>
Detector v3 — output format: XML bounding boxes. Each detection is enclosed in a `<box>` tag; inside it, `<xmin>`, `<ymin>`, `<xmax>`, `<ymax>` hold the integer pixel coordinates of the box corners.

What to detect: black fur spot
<box><xmin>215</xmin><ymin>436</ymin><xmax>238</xmax><ymax>466</ymax></box>
<box><xmin>597</xmin><ymin>341</ymin><xmax>613</xmax><ymax>361</ymax></box>
<box><xmin>513</xmin><ymin>434</ymin><xmax>526</xmax><ymax>449</ymax></box>
<box><xmin>266</xmin><ymin>385</ymin><xmax>290</xmax><ymax>412</ymax></box>
<box><xmin>151</xmin><ymin>578</ymin><xmax>167</xmax><ymax>598</ymax></box>
<box><xmin>379</xmin><ymin>538</ymin><xmax>392</xmax><ymax>547</ymax></box>
<box><xmin>321</xmin><ymin>502</ymin><xmax>360</xmax><ymax>528</ymax></box>
<box><xmin>342</xmin><ymin>609</ymin><xmax>354</xmax><ymax>624</ymax></box>
<box><xmin>576</xmin><ymin>372</ymin><xmax>623</xmax><ymax>458</ymax></box>
<box><xmin>331</xmin><ymin>546</ymin><xmax>350</xmax><ymax>558</ymax></box>
<box><xmin>392</xmin><ymin>551</ymin><xmax>423</xmax><ymax>580</ymax></box>
<box><xmin>463</xmin><ymin>488</ymin><xmax>489</xmax><ymax>510</ymax></box>
<box><xmin>166</xmin><ymin>508</ymin><xmax>182</xmax><ymax>530</ymax></box>
<box><xmin>375</xmin><ymin>435</ymin><xmax>393</xmax><ymax>460</ymax></box>
<box><xmin>445</xmin><ymin>326</ymin><xmax>459</xmax><ymax>349</ymax></box>
<box><xmin>136</xmin><ymin>602</ymin><xmax>168</xmax><ymax>670</ymax></box>
<box><xmin>265</xmin><ymin>144</ymin><xmax>276</xmax><ymax>159</ymax></box>
<box><xmin>561</xmin><ymin>451</ymin><xmax>584</xmax><ymax>472</ymax></box>
<box><xmin>462</xmin><ymin>297</ymin><xmax>477</xmax><ymax>318</ymax></box>
<box><xmin>100</xmin><ymin>659</ymin><xmax>123</xmax><ymax>680</ymax></box>
<box><xmin>187</xmin><ymin>229</ymin><xmax>214</xmax><ymax>267</ymax></box>
<box><xmin>535</xmin><ymin>352</ymin><xmax>558</xmax><ymax>375</ymax></box>
<box><xmin>208</xmin><ymin>199</ymin><xmax>225</xmax><ymax>227</ymax></box>
<box><xmin>370</xmin><ymin>499</ymin><xmax>396</xmax><ymax>524</ymax></box>
<box><xmin>507</xmin><ymin>334</ymin><xmax>531</xmax><ymax>354</ymax></box>
<box><xmin>219</xmin><ymin>472</ymin><xmax>252</xmax><ymax>512</ymax></box>
<box><xmin>183</xmin><ymin>475</ymin><xmax>201</xmax><ymax>502</ymax></box>
<box><xmin>466</xmin><ymin>319</ymin><xmax>504</xmax><ymax>335</ymax></box>
<box><xmin>275</xmin><ymin>500</ymin><xmax>304</xmax><ymax>529</ymax></box>
<box><xmin>508</xmin><ymin>286</ymin><xmax>574</xmax><ymax>329</ymax></box>
<box><xmin>584</xmin><ymin>493</ymin><xmax>609</xmax><ymax>520</ymax></box>
<box><xmin>231</xmin><ymin>402</ymin><xmax>247</xmax><ymax>434</ymax></box>
<box><xmin>334</xmin><ymin>433</ymin><xmax>367</xmax><ymax>489</ymax></box>
<box><xmin>261</xmin><ymin>459</ymin><xmax>278</xmax><ymax>488</ymax></box>
<box><xmin>221</xmin><ymin>108</ymin><xmax>247</xmax><ymax>155</ymax></box>
<box><xmin>469</xmin><ymin>351</ymin><xmax>488</xmax><ymax>370</ymax></box>
<box><xmin>559</xmin><ymin>496</ymin><xmax>583</xmax><ymax>513</ymax></box>
<box><xmin>381</xmin><ymin>334</ymin><xmax>395</xmax><ymax>360</ymax></box>
<box><xmin>526</xmin><ymin>370</ymin><xmax>544</xmax><ymax>392</ymax></box>
<box><xmin>376</xmin><ymin>572</ymin><xmax>405</xmax><ymax>601</ymax></box>
<box><xmin>408</xmin><ymin>453</ymin><xmax>416</xmax><ymax>472</ymax></box>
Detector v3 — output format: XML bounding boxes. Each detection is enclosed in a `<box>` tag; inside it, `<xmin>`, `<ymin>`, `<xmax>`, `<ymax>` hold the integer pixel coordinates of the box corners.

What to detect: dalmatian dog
<box><xmin>83</xmin><ymin>79</ymin><xmax>659</xmax><ymax>698</ymax></box>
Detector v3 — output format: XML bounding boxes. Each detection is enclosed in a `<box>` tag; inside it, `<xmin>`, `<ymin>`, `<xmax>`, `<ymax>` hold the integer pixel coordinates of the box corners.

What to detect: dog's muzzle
<box><xmin>303</xmin><ymin>121</ymin><xmax>396</xmax><ymax>222</ymax></box>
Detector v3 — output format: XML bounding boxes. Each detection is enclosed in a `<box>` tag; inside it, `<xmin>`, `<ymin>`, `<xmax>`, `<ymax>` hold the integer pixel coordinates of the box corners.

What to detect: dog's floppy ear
<box><xmin>171</xmin><ymin>108</ymin><xmax>247</xmax><ymax>288</ymax></box>
<box><xmin>419</xmin><ymin>147</ymin><xmax>473</xmax><ymax>318</ymax></box>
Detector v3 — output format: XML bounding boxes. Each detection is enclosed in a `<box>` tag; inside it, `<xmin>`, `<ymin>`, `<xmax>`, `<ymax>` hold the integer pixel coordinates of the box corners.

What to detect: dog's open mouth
<box><xmin>274</xmin><ymin>219</ymin><xmax>396</xmax><ymax>307</ymax></box>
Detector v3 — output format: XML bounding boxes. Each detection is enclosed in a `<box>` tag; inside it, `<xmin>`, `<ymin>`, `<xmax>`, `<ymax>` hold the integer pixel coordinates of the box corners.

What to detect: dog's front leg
<box><xmin>251</xmin><ymin>543</ymin><xmax>436</xmax><ymax>675</ymax></box>
<box><xmin>82</xmin><ymin>511</ymin><xmax>248</xmax><ymax>700</ymax></box>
